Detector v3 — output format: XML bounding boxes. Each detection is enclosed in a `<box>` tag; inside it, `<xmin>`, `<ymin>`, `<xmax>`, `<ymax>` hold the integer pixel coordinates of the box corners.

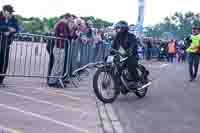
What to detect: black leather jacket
<box><xmin>111</xmin><ymin>32</ymin><xmax>139</xmax><ymax>58</ymax></box>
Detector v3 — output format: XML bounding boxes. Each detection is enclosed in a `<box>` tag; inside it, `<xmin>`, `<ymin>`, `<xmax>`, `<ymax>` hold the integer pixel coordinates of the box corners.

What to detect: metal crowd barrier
<box><xmin>0</xmin><ymin>33</ymin><xmax>71</xmax><ymax>87</ymax></box>
<box><xmin>0</xmin><ymin>32</ymin><xmax>110</xmax><ymax>87</ymax></box>
<box><xmin>144</xmin><ymin>47</ymin><xmax>160</xmax><ymax>60</ymax></box>
<box><xmin>65</xmin><ymin>39</ymin><xmax>110</xmax><ymax>87</ymax></box>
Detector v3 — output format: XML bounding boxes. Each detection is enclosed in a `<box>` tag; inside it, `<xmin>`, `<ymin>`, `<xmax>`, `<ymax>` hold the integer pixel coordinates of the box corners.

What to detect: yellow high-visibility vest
<box><xmin>186</xmin><ymin>34</ymin><xmax>200</xmax><ymax>53</ymax></box>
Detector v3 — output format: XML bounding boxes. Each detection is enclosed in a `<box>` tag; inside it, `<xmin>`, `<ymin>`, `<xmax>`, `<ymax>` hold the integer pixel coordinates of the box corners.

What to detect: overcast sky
<box><xmin>0</xmin><ymin>0</ymin><xmax>200</xmax><ymax>26</ymax></box>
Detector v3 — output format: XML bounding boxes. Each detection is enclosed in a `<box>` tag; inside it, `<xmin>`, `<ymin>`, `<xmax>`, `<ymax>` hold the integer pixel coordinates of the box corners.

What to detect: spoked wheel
<box><xmin>93</xmin><ymin>68</ymin><xmax>120</xmax><ymax>103</ymax></box>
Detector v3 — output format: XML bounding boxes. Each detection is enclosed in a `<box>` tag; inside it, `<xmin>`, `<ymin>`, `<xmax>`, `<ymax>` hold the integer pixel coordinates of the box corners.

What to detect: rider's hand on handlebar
<box><xmin>110</xmin><ymin>51</ymin><xmax>115</xmax><ymax>55</ymax></box>
<box><xmin>126</xmin><ymin>48</ymin><xmax>133</xmax><ymax>57</ymax></box>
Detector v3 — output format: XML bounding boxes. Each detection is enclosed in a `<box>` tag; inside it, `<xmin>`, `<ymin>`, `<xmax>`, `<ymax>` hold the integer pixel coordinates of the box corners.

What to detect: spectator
<box><xmin>48</xmin><ymin>14</ymin><xmax>74</xmax><ymax>87</ymax></box>
<box><xmin>85</xmin><ymin>20</ymin><xmax>96</xmax><ymax>62</ymax></box>
<box><xmin>167</xmin><ymin>39</ymin><xmax>176</xmax><ymax>63</ymax></box>
<box><xmin>46</xmin><ymin>31</ymin><xmax>55</xmax><ymax>82</ymax></box>
<box><xmin>85</xmin><ymin>20</ymin><xmax>95</xmax><ymax>42</ymax></box>
<box><xmin>177</xmin><ymin>41</ymin><xmax>186</xmax><ymax>63</ymax></box>
<box><xmin>0</xmin><ymin>5</ymin><xmax>19</xmax><ymax>84</ymax></box>
<box><xmin>95</xmin><ymin>29</ymin><xmax>103</xmax><ymax>61</ymax></box>
<box><xmin>62</xmin><ymin>14</ymin><xmax>76</xmax><ymax>81</ymax></box>
<box><xmin>47</xmin><ymin>14</ymin><xmax>71</xmax><ymax>84</ymax></box>
<box><xmin>186</xmin><ymin>24</ymin><xmax>200</xmax><ymax>82</ymax></box>
<box><xmin>75</xmin><ymin>18</ymin><xmax>88</xmax><ymax>43</ymax></box>
<box><xmin>146</xmin><ymin>39</ymin><xmax>152</xmax><ymax>60</ymax></box>
<box><xmin>74</xmin><ymin>18</ymin><xmax>83</xmax><ymax>37</ymax></box>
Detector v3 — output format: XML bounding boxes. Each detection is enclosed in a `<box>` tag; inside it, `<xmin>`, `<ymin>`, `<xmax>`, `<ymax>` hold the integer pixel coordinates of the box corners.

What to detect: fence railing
<box><xmin>0</xmin><ymin>33</ymin><xmax>110</xmax><ymax>87</ymax></box>
<box><xmin>0</xmin><ymin>32</ymin><xmax>165</xmax><ymax>87</ymax></box>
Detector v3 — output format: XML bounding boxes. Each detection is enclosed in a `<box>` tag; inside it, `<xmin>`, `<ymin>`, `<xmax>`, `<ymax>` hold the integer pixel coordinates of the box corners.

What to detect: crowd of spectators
<box><xmin>42</xmin><ymin>13</ymin><xmax>189</xmax><ymax>87</ymax></box>
<box><xmin>141</xmin><ymin>37</ymin><xmax>187</xmax><ymax>62</ymax></box>
<box><xmin>0</xmin><ymin>5</ymin><xmax>190</xmax><ymax>87</ymax></box>
<box><xmin>45</xmin><ymin>13</ymin><xmax>114</xmax><ymax>87</ymax></box>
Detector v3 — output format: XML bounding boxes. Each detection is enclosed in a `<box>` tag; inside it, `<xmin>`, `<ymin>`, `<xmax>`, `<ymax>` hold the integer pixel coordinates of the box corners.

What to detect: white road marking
<box><xmin>35</xmin><ymin>88</ymin><xmax>85</xmax><ymax>101</ymax></box>
<box><xmin>0</xmin><ymin>90</ymin><xmax>87</xmax><ymax>115</ymax></box>
<box><xmin>0</xmin><ymin>85</ymin><xmax>83</xmax><ymax>101</ymax></box>
<box><xmin>147</xmin><ymin>63</ymin><xmax>169</xmax><ymax>69</ymax></box>
<box><xmin>0</xmin><ymin>124</ymin><xmax>22</xmax><ymax>133</ymax></box>
<box><xmin>58</xmin><ymin>90</ymin><xmax>90</xmax><ymax>96</ymax></box>
<box><xmin>160</xmin><ymin>63</ymin><xmax>169</xmax><ymax>68</ymax></box>
<box><xmin>34</xmin><ymin>88</ymin><xmax>88</xmax><ymax>98</ymax></box>
<box><xmin>0</xmin><ymin>104</ymin><xmax>91</xmax><ymax>133</ymax></box>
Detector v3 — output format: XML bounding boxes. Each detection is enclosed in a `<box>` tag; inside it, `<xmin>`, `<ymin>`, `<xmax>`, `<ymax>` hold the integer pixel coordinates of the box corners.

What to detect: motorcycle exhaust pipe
<box><xmin>137</xmin><ymin>82</ymin><xmax>152</xmax><ymax>91</ymax></box>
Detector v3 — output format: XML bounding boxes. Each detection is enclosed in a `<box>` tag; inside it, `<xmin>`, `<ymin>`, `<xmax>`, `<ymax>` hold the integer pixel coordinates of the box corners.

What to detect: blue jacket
<box><xmin>0</xmin><ymin>11</ymin><xmax>19</xmax><ymax>33</ymax></box>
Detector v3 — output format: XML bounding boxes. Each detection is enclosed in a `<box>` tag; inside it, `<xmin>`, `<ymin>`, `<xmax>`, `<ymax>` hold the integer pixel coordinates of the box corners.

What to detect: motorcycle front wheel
<box><xmin>93</xmin><ymin>68</ymin><xmax>120</xmax><ymax>103</ymax></box>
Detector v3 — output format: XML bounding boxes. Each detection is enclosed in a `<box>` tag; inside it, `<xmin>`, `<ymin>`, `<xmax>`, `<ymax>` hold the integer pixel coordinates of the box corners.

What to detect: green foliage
<box><xmin>15</xmin><ymin>15</ymin><xmax>112</xmax><ymax>33</ymax></box>
<box><xmin>81</xmin><ymin>16</ymin><xmax>113</xmax><ymax>28</ymax></box>
<box><xmin>144</xmin><ymin>11</ymin><xmax>200</xmax><ymax>40</ymax></box>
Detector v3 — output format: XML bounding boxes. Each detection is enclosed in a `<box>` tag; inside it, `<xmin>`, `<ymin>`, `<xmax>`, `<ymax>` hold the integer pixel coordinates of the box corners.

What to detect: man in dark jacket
<box><xmin>146</xmin><ymin>39</ymin><xmax>152</xmax><ymax>60</ymax></box>
<box><xmin>112</xmin><ymin>21</ymin><xmax>140</xmax><ymax>84</ymax></box>
<box><xmin>0</xmin><ymin>5</ymin><xmax>19</xmax><ymax>84</ymax></box>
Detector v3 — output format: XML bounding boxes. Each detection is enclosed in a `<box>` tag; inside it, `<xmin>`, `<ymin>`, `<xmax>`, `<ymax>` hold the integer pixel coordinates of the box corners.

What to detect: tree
<box><xmin>81</xmin><ymin>16</ymin><xmax>113</xmax><ymax>28</ymax></box>
<box><xmin>15</xmin><ymin>15</ymin><xmax>112</xmax><ymax>33</ymax></box>
<box><xmin>145</xmin><ymin>11</ymin><xmax>200</xmax><ymax>40</ymax></box>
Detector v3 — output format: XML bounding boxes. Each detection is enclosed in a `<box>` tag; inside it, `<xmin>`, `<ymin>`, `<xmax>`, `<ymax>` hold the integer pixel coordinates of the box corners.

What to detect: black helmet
<box><xmin>3</xmin><ymin>5</ymin><xmax>14</xmax><ymax>13</ymax></box>
<box><xmin>114</xmin><ymin>20</ymin><xmax>129</xmax><ymax>29</ymax></box>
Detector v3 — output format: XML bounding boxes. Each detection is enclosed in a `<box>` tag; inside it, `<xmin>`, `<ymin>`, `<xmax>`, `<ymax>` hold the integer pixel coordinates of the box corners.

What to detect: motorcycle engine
<box><xmin>122</xmin><ymin>69</ymin><xmax>138</xmax><ymax>90</ymax></box>
<box><xmin>122</xmin><ymin>69</ymin><xmax>132</xmax><ymax>81</ymax></box>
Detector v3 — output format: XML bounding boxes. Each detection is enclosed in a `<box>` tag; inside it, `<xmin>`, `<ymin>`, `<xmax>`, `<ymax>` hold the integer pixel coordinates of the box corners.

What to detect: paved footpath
<box><xmin>0</xmin><ymin>76</ymin><xmax>103</xmax><ymax>133</ymax></box>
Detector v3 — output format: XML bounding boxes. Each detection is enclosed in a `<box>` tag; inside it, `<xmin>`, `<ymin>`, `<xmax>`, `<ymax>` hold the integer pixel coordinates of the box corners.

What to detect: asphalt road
<box><xmin>112</xmin><ymin>61</ymin><xmax>200</xmax><ymax>133</ymax></box>
<box><xmin>0</xmin><ymin>77</ymin><xmax>102</xmax><ymax>133</ymax></box>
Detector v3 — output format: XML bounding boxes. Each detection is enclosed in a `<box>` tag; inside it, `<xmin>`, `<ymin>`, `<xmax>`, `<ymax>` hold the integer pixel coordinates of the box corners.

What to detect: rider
<box><xmin>111</xmin><ymin>21</ymin><xmax>141</xmax><ymax>87</ymax></box>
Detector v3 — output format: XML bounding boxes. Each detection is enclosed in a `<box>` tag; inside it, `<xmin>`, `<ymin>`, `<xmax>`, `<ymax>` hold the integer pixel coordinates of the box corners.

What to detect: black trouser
<box><xmin>188</xmin><ymin>53</ymin><xmax>200</xmax><ymax>79</ymax></box>
<box><xmin>127</xmin><ymin>56</ymin><xmax>140</xmax><ymax>82</ymax></box>
<box><xmin>0</xmin><ymin>38</ymin><xmax>11</xmax><ymax>83</ymax></box>
<box><xmin>46</xmin><ymin>40</ymin><xmax>55</xmax><ymax>80</ymax></box>
<box><xmin>178</xmin><ymin>53</ymin><xmax>186</xmax><ymax>62</ymax></box>
<box><xmin>47</xmin><ymin>54</ymin><xmax>54</xmax><ymax>77</ymax></box>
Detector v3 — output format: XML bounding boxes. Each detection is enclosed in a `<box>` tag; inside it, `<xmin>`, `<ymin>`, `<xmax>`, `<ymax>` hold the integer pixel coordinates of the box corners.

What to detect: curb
<box><xmin>88</xmin><ymin>69</ymin><xmax>125</xmax><ymax>133</ymax></box>
<box><xmin>105</xmin><ymin>104</ymin><xmax>125</xmax><ymax>133</ymax></box>
<box><xmin>96</xmin><ymin>100</ymin><xmax>125</xmax><ymax>133</ymax></box>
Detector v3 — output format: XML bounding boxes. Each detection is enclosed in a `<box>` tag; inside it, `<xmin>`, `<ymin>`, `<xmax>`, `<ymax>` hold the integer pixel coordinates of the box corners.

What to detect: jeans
<box><xmin>188</xmin><ymin>53</ymin><xmax>200</xmax><ymax>79</ymax></box>
<box><xmin>168</xmin><ymin>53</ymin><xmax>175</xmax><ymax>62</ymax></box>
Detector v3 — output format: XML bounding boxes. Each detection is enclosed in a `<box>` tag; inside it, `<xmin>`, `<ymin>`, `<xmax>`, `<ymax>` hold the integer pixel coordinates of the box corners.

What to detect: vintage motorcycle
<box><xmin>93</xmin><ymin>49</ymin><xmax>151</xmax><ymax>103</ymax></box>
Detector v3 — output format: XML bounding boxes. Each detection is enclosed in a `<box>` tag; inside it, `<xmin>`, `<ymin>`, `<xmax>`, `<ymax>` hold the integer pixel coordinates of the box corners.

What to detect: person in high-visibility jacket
<box><xmin>186</xmin><ymin>25</ymin><xmax>200</xmax><ymax>81</ymax></box>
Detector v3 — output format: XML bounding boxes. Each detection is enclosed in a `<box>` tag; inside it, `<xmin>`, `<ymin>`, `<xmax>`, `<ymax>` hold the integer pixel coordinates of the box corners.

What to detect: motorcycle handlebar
<box><xmin>110</xmin><ymin>48</ymin><xmax>126</xmax><ymax>57</ymax></box>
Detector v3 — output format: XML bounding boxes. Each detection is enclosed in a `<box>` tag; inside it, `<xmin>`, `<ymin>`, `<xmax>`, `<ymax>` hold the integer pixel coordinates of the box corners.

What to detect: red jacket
<box><xmin>55</xmin><ymin>21</ymin><xmax>70</xmax><ymax>48</ymax></box>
